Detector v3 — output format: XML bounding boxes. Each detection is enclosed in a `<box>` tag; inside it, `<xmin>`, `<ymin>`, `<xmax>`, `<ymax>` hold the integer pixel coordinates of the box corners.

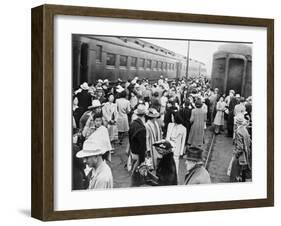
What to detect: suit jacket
<box><xmin>129</xmin><ymin>118</ymin><xmax>146</xmax><ymax>163</ymax></box>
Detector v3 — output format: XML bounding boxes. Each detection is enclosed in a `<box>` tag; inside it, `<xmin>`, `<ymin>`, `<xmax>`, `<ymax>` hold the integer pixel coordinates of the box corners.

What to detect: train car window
<box><xmin>147</xmin><ymin>59</ymin><xmax>152</xmax><ymax>69</ymax></box>
<box><xmin>159</xmin><ymin>62</ymin><xmax>163</xmax><ymax>70</ymax></box>
<box><xmin>96</xmin><ymin>45</ymin><xmax>102</xmax><ymax>62</ymax></box>
<box><xmin>163</xmin><ymin>62</ymin><xmax>167</xmax><ymax>71</ymax></box>
<box><xmin>172</xmin><ymin>63</ymin><xmax>174</xmax><ymax>71</ymax></box>
<box><xmin>120</xmin><ymin>55</ymin><xmax>128</xmax><ymax>67</ymax></box>
<box><xmin>139</xmin><ymin>58</ymin><xmax>145</xmax><ymax>68</ymax></box>
<box><xmin>131</xmin><ymin>57</ymin><xmax>137</xmax><ymax>67</ymax></box>
<box><xmin>106</xmin><ymin>53</ymin><xmax>116</xmax><ymax>66</ymax></box>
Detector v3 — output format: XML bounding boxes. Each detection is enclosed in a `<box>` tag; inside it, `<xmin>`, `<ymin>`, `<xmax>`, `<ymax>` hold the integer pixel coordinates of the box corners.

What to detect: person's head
<box><xmin>184</xmin><ymin>146</ymin><xmax>203</xmax><ymax>171</ymax></box>
<box><xmin>76</xmin><ymin>138</ymin><xmax>107</xmax><ymax>169</ymax></box>
<box><xmin>119</xmin><ymin>90</ymin><xmax>127</xmax><ymax>98</ymax></box>
<box><xmin>107</xmin><ymin>93</ymin><xmax>115</xmax><ymax>103</ymax></box>
<box><xmin>153</xmin><ymin>92</ymin><xmax>159</xmax><ymax>98</ymax></box>
<box><xmin>240</xmin><ymin>97</ymin><xmax>245</xmax><ymax>104</ymax></box>
<box><xmin>171</xmin><ymin>111</ymin><xmax>183</xmax><ymax>124</ymax></box>
<box><xmin>146</xmin><ymin>108</ymin><xmax>160</xmax><ymax>121</ymax></box>
<box><xmin>88</xmin><ymin>99</ymin><xmax>102</xmax><ymax>113</ymax></box>
<box><xmin>229</xmin><ymin>89</ymin><xmax>235</xmax><ymax>97</ymax></box>
<box><xmin>214</xmin><ymin>88</ymin><xmax>219</xmax><ymax>94</ymax></box>
<box><xmin>153</xmin><ymin>140</ymin><xmax>174</xmax><ymax>158</ymax></box>
<box><xmin>219</xmin><ymin>96</ymin><xmax>224</xmax><ymax>102</ymax></box>
<box><xmin>195</xmin><ymin>99</ymin><xmax>203</xmax><ymax>108</ymax></box>
<box><xmin>93</xmin><ymin>113</ymin><xmax>103</xmax><ymax>128</ymax></box>
<box><xmin>134</xmin><ymin>103</ymin><xmax>147</xmax><ymax>118</ymax></box>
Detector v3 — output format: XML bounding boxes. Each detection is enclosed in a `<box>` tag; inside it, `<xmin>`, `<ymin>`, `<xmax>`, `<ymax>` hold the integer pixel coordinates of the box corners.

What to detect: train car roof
<box><xmin>75</xmin><ymin>35</ymin><xmax>205</xmax><ymax>65</ymax></box>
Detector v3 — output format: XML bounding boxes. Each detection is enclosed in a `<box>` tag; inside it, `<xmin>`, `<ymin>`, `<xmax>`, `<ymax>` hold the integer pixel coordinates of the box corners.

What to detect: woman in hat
<box><xmin>213</xmin><ymin>96</ymin><xmax>226</xmax><ymax>134</ymax></box>
<box><xmin>116</xmin><ymin>90</ymin><xmax>131</xmax><ymax>145</ymax></box>
<box><xmin>102</xmin><ymin>93</ymin><xmax>118</xmax><ymax>142</ymax></box>
<box><xmin>188</xmin><ymin>98</ymin><xmax>207</xmax><ymax>147</ymax></box>
<box><xmin>184</xmin><ymin>146</ymin><xmax>211</xmax><ymax>185</ymax></box>
<box><xmin>166</xmin><ymin>111</ymin><xmax>186</xmax><ymax>175</ymax></box>
<box><xmin>145</xmin><ymin>108</ymin><xmax>162</xmax><ymax>170</ymax></box>
<box><xmin>139</xmin><ymin>140</ymin><xmax>177</xmax><ymax>186</ymax></box>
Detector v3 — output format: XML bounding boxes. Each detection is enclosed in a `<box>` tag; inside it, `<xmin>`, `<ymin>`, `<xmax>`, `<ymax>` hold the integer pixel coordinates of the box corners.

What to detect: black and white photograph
<box><xmin>71</xmin><ymin>35</ymin><xmax>252</xmax><ymax>190</ymax></box>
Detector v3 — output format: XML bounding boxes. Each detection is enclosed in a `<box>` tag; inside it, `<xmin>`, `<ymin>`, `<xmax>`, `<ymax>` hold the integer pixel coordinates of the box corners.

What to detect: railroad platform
<box><xmin>109</xmin><ymin>127</ymin><xmax>234</xmax><ymax>188</ymax></box>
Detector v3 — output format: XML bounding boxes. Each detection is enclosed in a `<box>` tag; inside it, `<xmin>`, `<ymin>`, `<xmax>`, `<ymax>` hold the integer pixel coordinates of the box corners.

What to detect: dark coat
<box><xmin>76</xmin><ymin>90</ymin><xmax>92</xmax><ymax>111</ymax></box>
<box><xmin>179</xmin><ymin>105</ymin><xmax>193</xmax><ymax>141</ymax></box>
<box><xmin>129</xmin><ymin>118</ymin><xmax>146</xmax><ymax>163</ymax></box>
<box><xmin>156</xmin><ymin>152</ymin><xmax>178</xmax><ymax>186</ymax></box>
<box><xmin>72</xmin><ymin>144</ymin><xmax>89</xmax><ymax>190</ymax></box>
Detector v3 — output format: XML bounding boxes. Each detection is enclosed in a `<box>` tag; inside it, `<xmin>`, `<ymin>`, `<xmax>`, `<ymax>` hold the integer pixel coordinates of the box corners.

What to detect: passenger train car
<box><xmin>211</xmin><ymin>44</ymin><xmax>252</xmax><ymax>97</ymax></box>
<box><xmin>72</xmin><ymin>35</ymin><xmax>207</xmax><ymax>89</ymax></box>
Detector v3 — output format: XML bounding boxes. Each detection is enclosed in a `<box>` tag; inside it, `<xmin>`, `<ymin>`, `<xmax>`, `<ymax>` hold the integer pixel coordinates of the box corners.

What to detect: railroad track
<box><xmin>204</xmin><ymin>133</ymin><xmax>216</xmax><ymax>170</ymax></box>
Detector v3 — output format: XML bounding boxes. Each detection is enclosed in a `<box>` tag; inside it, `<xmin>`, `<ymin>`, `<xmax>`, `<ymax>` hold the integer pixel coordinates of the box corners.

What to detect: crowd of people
<box><xmin>72</xmin><ymin>75</ymin><xmax>252</xmax><ymax>190</ymax></box>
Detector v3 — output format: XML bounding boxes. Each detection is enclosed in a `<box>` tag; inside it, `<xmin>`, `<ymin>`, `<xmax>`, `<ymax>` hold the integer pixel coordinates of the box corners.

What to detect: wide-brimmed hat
<box><xmin>97</xmin><ymin>79</ymin><xmax>103</xmax><ymax>84</ymax></box>
<box><xmin>185</xmin><ymin>146</ymin><xmax>203</xmax><ymax>161</ymax></box>
<box><xmin>103</xmin><ymin>79</ymin><xmax>109</xmax><ymax>83</ymax></box>
<box><xmin>146</xmin><ymin>108</ymin><xmax>160</xmax><ymax>118</ymax></box>
<box><xmin>88</xmin><ymin>99</ymin><xmax>102</xmax><ymax>110</ymax></box>
<box><xmin>153</xmin><ymin>140</ymin><xmax>174</xmax><ymax>155</ymax></box>
<box><xmin>80</xmin><ymin>82</ymin><xmax>89</xmax><ymax>90</ymax></box>
<box><xmin>76</xmin><ymin>137</ymin><xmax>107</xmax><ymax>158</ymax></box>
<box><xmin>134</xmin><ymin>104</ymin><xmax>147</xmax><ymax>115</ymax></box>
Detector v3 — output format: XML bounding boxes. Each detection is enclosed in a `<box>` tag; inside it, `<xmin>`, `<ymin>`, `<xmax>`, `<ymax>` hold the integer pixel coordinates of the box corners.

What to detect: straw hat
<box><xmin>134</xmin><ymin>104</ymin><xmax>147</xmax><ymax>115</ymax></box>
<box><xmin>88</xmin><ymin>99</ymin><xmax>102</xmax><ymax>110</ymax></box>
<box><xmin>76</xmin><ymin>136</ymin><xmax>107</xmax><ymax>158</ymax></box>
<box><xmin>153</xmin><ymin>140</ymin><xmax>174</xmax><ymax>155</ymax></box>
<box><xmin>146</xmin><ymin>108</ymin><xmax>160</xmax><ymax>118</ymax></box>
<box><xmin>80</xmin><ymin>82</ymin><xmax>89</xmax><ymax>90</ymax></box>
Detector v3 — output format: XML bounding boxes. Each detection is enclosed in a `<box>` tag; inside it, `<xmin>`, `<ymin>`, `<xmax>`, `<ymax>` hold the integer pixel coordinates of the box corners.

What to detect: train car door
<box><xmin>176</xmin><ymin>62</ymin><xmax>182</xmax><ymax>80</ymax></box>
<box><xmin>226</xmin><ymin>58</ymin><xmax>244</xmax><ymax>95</ymax></box>
<box><xmin>79</xmin><ymin>43</ymin><xmax>89</xmax><ymax>84</ymax></box>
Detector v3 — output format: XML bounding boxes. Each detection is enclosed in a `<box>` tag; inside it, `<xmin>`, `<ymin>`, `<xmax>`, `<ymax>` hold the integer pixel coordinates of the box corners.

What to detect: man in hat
<box><xmin>81</xmin><ymin>100</ymin><xmax>103</xmax><ymax>138</ymax></box>
<box><xmin>184</xmin><ymin>146</ymin><xmax>211</xmax><ymax>185</ymax></box>
<box><xmin>229</xmin><ymin>115</ymin><xmax>251</xmax><ymax>182</ymax></box>
<box><xmin>76</xmin><ymin>82</ymin><xmax>92</xmax><ymax>114</ymax></box>
<box><xmin>145</xmin><ymin>108</ymin><xmax>162</xmax><ymax>170</ymax></box>
<box><xmin>129</xmin><ymin>104</ymin><xmax>147</xmax><ymax>186</ymax></box>
<box><xmin>76</xmin><ymin>134</ymin><xmax>113</xmax><ymax>189</ymax></box>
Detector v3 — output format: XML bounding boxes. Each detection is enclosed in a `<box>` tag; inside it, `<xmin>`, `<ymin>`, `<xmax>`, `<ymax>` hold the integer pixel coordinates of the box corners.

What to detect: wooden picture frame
<box><xmin>31</xmin><ymin>4</ymin><xmax>274</xmax><ymax>221</ymax></box>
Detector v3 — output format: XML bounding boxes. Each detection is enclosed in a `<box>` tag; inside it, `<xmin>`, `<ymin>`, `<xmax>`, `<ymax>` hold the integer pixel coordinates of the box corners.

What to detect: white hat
<box><xmin>80</xmin><ymin>82</ymin><xmax>89</xmax><ymax>90</ymax></box>
<box><xmin>76</xmin><ymin>137</ymin><xmax>107</xmax><ymax>158</ymax></box>
<box><xmin>116</xmin><ymin>85</ymin><xmax>125</xmax><ymax>93</ymax></box>
<box><xmin>97</xmin><ymin>79</ymin><xmax>103</xmax><ymax>84</ymax></box>
<box><xmin>88</xmin><ymin>99</ymin><xmax>102</xmax><ymax>109</ymax></box>
<box><xmin>103</xmin><ymin>79</ymin><xmax>109</xmax><ymax>83</ymax></box>
<box><xmin>134</xmin><ymin>104</ymin><xmax>147</xmax><ymax>115</ymax></box>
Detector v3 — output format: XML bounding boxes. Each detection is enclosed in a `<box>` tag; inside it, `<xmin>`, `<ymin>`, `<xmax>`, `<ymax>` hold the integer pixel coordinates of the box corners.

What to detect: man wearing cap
<box><xmin>129</xmin><ymin>104</ymin><xmax>147</xmax><ymax>186</ymax></box>
<box><xmin>76</xmin><ymin>134</ymin><xmax>113</xmax><ymax>189</ymax></box>
<box><xmin>184</xmin><ymin>146</ymin><xmax>211</xmax><ymax>185</ymax></box>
